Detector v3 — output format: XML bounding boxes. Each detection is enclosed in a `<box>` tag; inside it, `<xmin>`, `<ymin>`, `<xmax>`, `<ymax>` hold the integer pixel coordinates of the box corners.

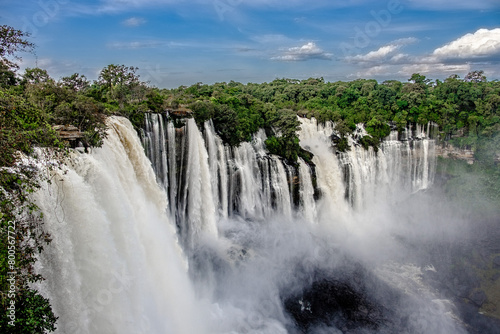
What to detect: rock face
<box><xmin>435</xmin><ymin>143</ymin><xmax>475</xmax><ymax>164</ymax></box>
<box><xmin>283</xmin><ymin>277</ymin><xmax>386</xmax><ymax>333</ymax></box>
<box><xmin>493</xmin><ymin>256</ymin><xmax>500</xmax><ymax>268</ymax></box>
<box><xmin>470</xmin><ymin>290</ymin><xmax>487</xmax><ymax>307</ymax></box>
<box><xmin>166</xmin><ymin>108</ymin><xmax>192</xmax><ymax>118</ymax></box>
<box><xmin>53</xmin><ymin>125</ymin><xmax>84</xmax><ymax>148</ymax></box>
<box><xmin>53</xmin><ymin>125</ymin><xmax>84</xmax><ymax>141</ymax></box>
<box><xmin>281</xmin><ymin>264</ymin><xmax>400</xmax><ymax>333</ymax></box>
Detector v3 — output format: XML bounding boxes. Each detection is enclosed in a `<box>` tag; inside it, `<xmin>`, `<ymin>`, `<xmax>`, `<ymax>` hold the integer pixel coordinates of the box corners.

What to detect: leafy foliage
<box><xmin>181</xmin><ymin>74</ymin><xmax>499</xmax><ymax>163</ymax></box>
<box><xmin>0</xmin><ymin>25</ymin><xmax>34</xmax><ymax>70</ymax></box>
<box><xmin>0</xmin><ymin>288</ymin><xmax>57</xmax><ymax>333</ymax></box>
<box><xmin>0</xmin><ymin>90</ymin><xmax>62</xmax><ymax>334</ymax></box>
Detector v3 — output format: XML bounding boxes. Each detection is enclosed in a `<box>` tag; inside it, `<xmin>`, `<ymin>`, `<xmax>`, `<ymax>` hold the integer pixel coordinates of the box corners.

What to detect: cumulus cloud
<box><xmin>348</xmin><ymin>45</ymin><xmax>399</xmax><ymax>62</ymax></box>
<box><xmin>273</xmin><ymin>42</ymin><xmax>333</xmax><ymax>61</ymax></box>
<box><xmin>432</xmin><ymin>28</ymin><xmax>500</xmax><ymax>60</ymax></box>
<box><xmin>343</xmin><ymin>33</ymin><xmax>491</xmax><ymax>80</ymax></box>
<box><xmin>122</xmin><ymin>17</ymin><xmax>147</xmax><ymax>27</ymax></box>
<box><xmin>390</xmin><ymin>53</ymin><xmax>410</xmax><ymax>63</ymax></box>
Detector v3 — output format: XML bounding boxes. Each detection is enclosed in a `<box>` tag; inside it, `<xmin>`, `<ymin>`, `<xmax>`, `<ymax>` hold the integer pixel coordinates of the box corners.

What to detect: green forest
<box><xmin>3</xmin><ymin>60</ymin><xmax>500</xmax><ymax>163</ymax></box>
<box><xmin>0</xmin><ymin>25</ymin><xmax>499</xmax><ymax>332</ymax></box>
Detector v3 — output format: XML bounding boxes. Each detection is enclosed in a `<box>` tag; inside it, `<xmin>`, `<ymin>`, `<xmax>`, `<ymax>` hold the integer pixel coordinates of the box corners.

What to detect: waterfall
<box><xmin>141</xmin><ymin>114</ymin><xmax>438</xmax><ymax>239</ymax></box>
<box><xmin>296</xmin><ymin>117</ymin><xmax>436</xmax><ymax>211</ymax></box>
<box><xmin>34</xmin><ymin>116</ymin><xmax>207</xmax><ymax>334</ymax></box>
<box><xmin>297</xmin><ymin>117</ymin><xmax>349</xmax><ymax>217</ymax></box>
<box><xmin>178</xmin><ymin>118</ymin><xmax>218</xmax><ymax>248</ymax></box>
<box><xmin>298</xmin><ymin>158</ymin><xmax>316</xmax><ymax>222</ymax></box>
<box><xmin>141</xmin><ymin>114</ymin><xmax>297</xmax><ymax>225</ymax></box>
<box><xmin>270</xmin><ymin>155</ymin><xmax>292</xmax><ymax>218</ymax></box>
<box><xmin>33</xmin><ymin>114</ymin><xmax>470</xmax><ymax>334</ymax></box>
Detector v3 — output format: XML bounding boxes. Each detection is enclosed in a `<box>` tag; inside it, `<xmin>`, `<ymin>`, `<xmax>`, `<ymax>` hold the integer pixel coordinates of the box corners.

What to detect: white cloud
<box><xmin>350</xmin><ymin>62</ymin><xmax>472</xmax><ymax>80</ymax></box>
<box><xmin>349</xmin><ymin>45</ymin><xmax>399</xmax><ymax>62</ymax></box>
<box><xmin>390</xmin><ymin>53</ymin><xmax>410</xmax><ymax>63</ymax></box>
<box><xmin>346</xmin><ymin>38</ymin><xmax>417</xmax><ymax>63</ymax></box>
<box><xmin>432</xmin><ymin>28</ymin><xmax>500</xmax><ymax>60</ymax></box>
<box><xmin>122</xmin><ymin>17</ymin><xmax>147</xmax><ymax>27</ymax></box>
<box><xmin>351</xmin><ymin>65</ymin><xmax>393</xmax><ymax>78</ymax></box>
<box><xmin>399</xmin><ymin>63</ymin><xmax>471</xmax><ymax>76</ymax></box>
<box><xmin>273</xmin><ymin>42</ymin><xmax>333</xmax><ymax>61</ymax></box>
<box><xmin>343</xmin><ymin>31</ymin><xmax>496</xmax><ymax>80</ymax></box>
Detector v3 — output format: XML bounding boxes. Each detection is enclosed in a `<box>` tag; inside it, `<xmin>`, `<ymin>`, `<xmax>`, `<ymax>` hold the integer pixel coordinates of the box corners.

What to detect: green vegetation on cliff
<box><xmin>4</xmin><ymin>56</ymin><xmax>500</xmax><ymax>166</ymax></box>
<box><xmin>174</xmin><ymin>74</ymin><xmax>498</xmax><ymax>166</ymax></box>
<box><xmin>1</xmin><ymin>25</ymin><xmax>59</xmax><ymax>333</ymax></box>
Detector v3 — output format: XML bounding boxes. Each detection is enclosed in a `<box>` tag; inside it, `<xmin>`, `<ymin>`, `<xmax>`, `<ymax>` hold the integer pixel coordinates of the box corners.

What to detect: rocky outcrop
<box><xmin>283</xmin><ymin>277</ymin><xmax>387</xmax><ymax>332</ymax></box>
<box><xmin>53</xmin><ymin>125</ymin><xmax>84</xmax><ymax>142</ymax></box>
<box><xmin>166</xmin><ymin>107</ymin><xmax>192</xmax><ymax>118</ymax></box>
<box><xmin>435</xmin><ymin>142</ymin><xmax>475</xmax><ymax>164</ymax></box>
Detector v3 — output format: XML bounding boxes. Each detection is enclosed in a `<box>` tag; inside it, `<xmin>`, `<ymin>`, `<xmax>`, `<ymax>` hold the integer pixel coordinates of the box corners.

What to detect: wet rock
<box><xmin>435</xmin><ymin>143</ymin><xmax>475</xmax><ymax>164</ymax></box>
<box><xmin>284</xmin><ymin>278</ymin><xmax>386</xmax><ymax>332</ymax></box>
<box><xmin>492</xmin><ymin>256</ymin><xmax>500</xmax><ymax>268</ymax></box>
<box><xmin>281</xmin><ymin>263</ymin><xmax>399</xmax><ymax>334</ymax></box>
<box><xmin>469</xmin><ymin>290</ymin><xmax>487</xmax><ymax>307</ymax></box>
<box><xmin>330</xmin><ymin>133</ymin><xmax>341</xmax><ymax>143</ymax></box>
<box><xmin>456</xmin><ymin>302</ymin><xmax>500</xmax><ymax>334</ymax></box>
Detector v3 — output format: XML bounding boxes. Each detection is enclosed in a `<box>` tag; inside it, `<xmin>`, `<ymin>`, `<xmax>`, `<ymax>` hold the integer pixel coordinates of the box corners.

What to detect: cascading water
<box><xmin>298</xmin><ymin>117</ymin><xmax>436</xmax><ymax>210</ymax></box>
<box><xmin>298</xmin><ymin>157</ymin><xmax>316</xmax><ymax>223</ymax></box>
<box><xmin>34</xmin><ymin>114</ymin><xmax>473</xmax><ymax>333</ymax></box>
<box><xmin>34</xmin><ymin>117</ymin><xmax>207</xmax><ymax>334</ymax></box>
<box><xmin>142</xmin><ymin>113</ymin><xmax>298</xmax><ymax>226</ymax></box>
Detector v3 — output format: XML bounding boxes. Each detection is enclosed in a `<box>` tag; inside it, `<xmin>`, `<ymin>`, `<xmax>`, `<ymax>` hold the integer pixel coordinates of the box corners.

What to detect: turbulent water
<box><xmin>34</xmin><ymin>114</ymin><xmax>474</xmax><ymax>333</ymax></box>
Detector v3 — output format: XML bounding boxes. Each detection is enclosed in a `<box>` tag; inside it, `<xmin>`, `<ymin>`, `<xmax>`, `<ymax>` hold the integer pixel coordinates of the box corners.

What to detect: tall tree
<box><xmin>60</xmin><ymin>73</ymin><xmax>90</xmax><ymax>91</ymax></box>
<box><xmin>0</xmin><ymin>25</ymin><xmax>34</xmax><ymax>69</ymax></box>
<box><xmin>464</xmin><ymin>70</ymin><xmax>487</xmax><ymax>83</ymax></box>
<box><xmin>98</xmin><ymin>64</ymin><xmax>140</xmax><ymax>89</ymax></box>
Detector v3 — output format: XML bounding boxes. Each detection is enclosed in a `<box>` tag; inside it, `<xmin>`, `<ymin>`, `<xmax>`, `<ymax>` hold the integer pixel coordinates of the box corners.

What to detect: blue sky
<box><xmin>1</xmin><ymin>0</ymin><xmax>500</xmax><ymax>88</ymax></box>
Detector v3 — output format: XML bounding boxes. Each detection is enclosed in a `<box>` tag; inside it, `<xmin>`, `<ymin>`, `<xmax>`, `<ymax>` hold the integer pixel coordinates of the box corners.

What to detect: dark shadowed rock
<box><xmin>283</xmin><ymin>278</ymin><xmax>386</xmax><ymax>333</ymax></box>
<box><xmin>469</xmin><ymin>290</ymin><xmax>487</xmax><ymax>307</ymax></box>
<box><xmin>281</xmin><ymin>264</ymin><xmax>400</xmax><ymax>333</ymax></box>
